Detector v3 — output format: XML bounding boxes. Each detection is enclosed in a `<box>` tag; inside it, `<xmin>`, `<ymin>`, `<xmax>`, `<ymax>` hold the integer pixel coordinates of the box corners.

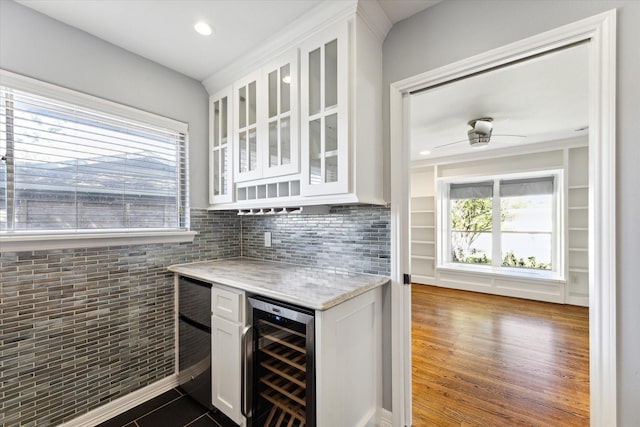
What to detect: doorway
<box><xmin>389</xmin><ymin>10</ymin><xmax>616</xmax><ymax>427</ymax></box>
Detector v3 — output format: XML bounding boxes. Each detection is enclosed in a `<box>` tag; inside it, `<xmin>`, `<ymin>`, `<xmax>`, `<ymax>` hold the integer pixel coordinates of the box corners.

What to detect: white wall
<box><xmin>0</xmin><ymin>0</ymin><xmax>210</xmax><ymax>208</ymax></box>
<box><xmin>384</xmin><ymin>1</ymin><xmax>640</xmax><ymax>424</ymax></box>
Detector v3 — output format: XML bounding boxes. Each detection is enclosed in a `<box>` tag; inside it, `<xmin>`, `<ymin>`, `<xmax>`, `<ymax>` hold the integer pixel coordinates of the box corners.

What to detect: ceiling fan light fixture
<box><xmin>467</xmin><ymin>117</ymin><xmax>493</xmax><ymax>148</ymax></box>
<box><xmin>469</xmin><ymin>139</ymin><xmax>489</xmax><ymax>149</ymax></box>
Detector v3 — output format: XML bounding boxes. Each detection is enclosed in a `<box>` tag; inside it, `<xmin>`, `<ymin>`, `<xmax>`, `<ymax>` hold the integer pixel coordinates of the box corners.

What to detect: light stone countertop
<box><xmin>167</xmin><ymin>257</ymin><xmax>389</xmax><ymax>311</ymax></box>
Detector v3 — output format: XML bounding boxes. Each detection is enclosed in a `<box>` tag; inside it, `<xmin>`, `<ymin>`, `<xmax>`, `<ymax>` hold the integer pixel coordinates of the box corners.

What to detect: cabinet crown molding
<box><xmin>202</xmin><ymin>0</ymin><xmax>366</xmax><ymax>95</ymax></box>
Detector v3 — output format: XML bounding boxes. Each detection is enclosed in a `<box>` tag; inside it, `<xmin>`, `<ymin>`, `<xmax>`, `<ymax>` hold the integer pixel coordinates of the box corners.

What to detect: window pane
<box><xmin>280</xmin><ymin>64</ymin><xmax>290</xmax><ymax>113</ymax></box>
<box><xmin>239</xmin><ymin>131</ymin><xmax>247</xmax><ymax>173</ymax></box>
<box><xmin>248</xmin><ymin>81</ymin><xmax>256</xmax><ymax>125</ymax></box>
<box><xmin>325</xmin><ymin>113</ymin><xmax>337</xmax><ymax>152</ymax></box>
<box><xmin>309</xmin><ymin>48</ymin><xmax>321</xmax><ymax>115</ymax></box>
<box><xmin>238</xmin><ymin>86</ymin><xmax>246</xmax><ymax>128</ymax></box>
<box><xmin>249</xmin><ymin>128</ymin><xmax>257</xmax><ymax>171</ymax></box>
<box><xmin>221</xmin><ymin>146</ymin><xmax>227</xmax><ymax>195</ymax></box>
<box><xmin>213</xmin><ymin>100</ymin><xmax>219</xmax><ymax>147</ymax></box>
<box><xmin>501</xmin><ymin>194</ymin><xmax>553</xmax><ymax>269</ymax></box>
<box><xmin>309</xmin><ymin>119</ymin><xmax>321</xmax><ymax>184</ymax></box>
<box><xmin>325</xmin><ymin>39</ymin><xmax>338</xmax><ymax>108</ymax></box>
<box><xmin>269</xmin><ymin>121</ymin><xmax>278</xmax><ymax>167</ymax></box>
<box><xmin>213</xmin><ymin>149</ymin><xmax>220</xmax><ymax>196</ymax></box>
<box><xmin>221</xmin><ymin>97</ymin><xmax>227</xmax><ymax>143</ymax></box>
<box><xmin>268</xmin><ymin>70</ymin><xmax>277</xmax><ymax>118</ymax></box>
<box><xmin>281</xmin><ymin>117</ymin><xmax>290</xmax><ymax>165</ymax></box>
<box><xmin>1</xmin><ymin>86</ymin><xmax>186</xmax><ymax>232</ymax></box>
<box><xmin>450</xmin><ymin>197</ymin><xmax>492</xmax><ymax>264</ymax></box>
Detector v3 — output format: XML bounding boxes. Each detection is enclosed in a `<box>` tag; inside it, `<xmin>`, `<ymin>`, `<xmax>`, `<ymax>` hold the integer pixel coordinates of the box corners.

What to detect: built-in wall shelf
<box><xmin>411</xmin><ymin>173</ymin><xmax>436</xmax><ymax>285</ymax></box>
<box><xmin>566</xmin><ymin>146</ymin><xmax>589</xmax><ymax>306</ymax></box>
<box><xmin>412</xmin><ymin>255</ymin><xmax>435</xmax><ymax>260</ymax></box>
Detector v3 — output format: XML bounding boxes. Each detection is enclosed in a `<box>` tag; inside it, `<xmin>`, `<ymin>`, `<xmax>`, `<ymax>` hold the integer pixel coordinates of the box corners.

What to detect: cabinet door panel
<box><xmin>261</xmin><ymin>49</ymin><xmax>300</xmax><ymax>178</ymax></box>
<box><xmin>234</xmin><ymin>71</ymin><xmax>262</xmax><ymax>182</ymax></box>
<box><xmin>211</xmin><ymin>316</ymin><xmax>242</xmax><ymax>424</ymax></box>
<box><xmin>300</xmin><ymin>21</ymin><xmax>349</xmax><ymax>196</ymax></box>
<box><xmin>209</xmin><ymin>88</ymin><xmax>233</xmax><ymax>204</ymax></box>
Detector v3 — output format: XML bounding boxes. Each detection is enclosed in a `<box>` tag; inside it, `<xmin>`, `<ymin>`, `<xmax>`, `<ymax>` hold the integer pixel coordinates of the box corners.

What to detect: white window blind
<box><xmin>0</xmin><ymin>73</ymin><xmax>189</xmax><ymax>234</ymax></box>
<box><xmin>500</xmin><ymin>176</ymin><xmax>554</xmax><ymax>197</ymax></box>
<box><xmin>450</xmin><ymin>181</ymin><xmax>493</xmax><ymax>200</ymax></box>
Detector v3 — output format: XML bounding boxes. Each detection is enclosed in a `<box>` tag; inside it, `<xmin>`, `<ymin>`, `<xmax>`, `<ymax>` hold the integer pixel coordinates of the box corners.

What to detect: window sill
<box><xmin>0</xmin><ymin>230</ymin><xmax>197</xmax><ymax>252</ymax></box>
<box><xmin>437</xmin><ymin>263</ymin><xmax>565</xmax><ymax>283</ymax></box>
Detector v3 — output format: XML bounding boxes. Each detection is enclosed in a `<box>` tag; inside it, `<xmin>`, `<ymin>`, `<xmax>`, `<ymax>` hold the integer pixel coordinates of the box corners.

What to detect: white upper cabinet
<box><xmin>209</xmin><ymin>88</ymin><xmax>233</xmax><ymax>204</ymax></box>
<box><xmin>300</xmin><ymin>21</ymin><xmax>348</xmax><ymax>197</ymax></box>
<box><xmin>233</xmin><ymin>70</ymin><xmax>261</xmax><ymax>183</ymax></box>
<box><xmin>233</xmin><ymin>51</ymin><xmax>299</xmax><ymax>185</ymax></box>
<box><xmin>262</xmin><ymin>50</ymin><xmax>300</xmax><ymax>178</ymax></box>
<box><xmin>207</xmin><ymin>1</ymin><xmax>389</xmax><ymax>209</ymax></box>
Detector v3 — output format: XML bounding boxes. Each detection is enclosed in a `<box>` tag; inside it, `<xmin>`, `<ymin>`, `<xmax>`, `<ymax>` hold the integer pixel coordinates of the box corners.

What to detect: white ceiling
<box><xmin>16</xmin><ymin>0</ymin><xmax>439</xmax><ymax>82</ymax></box>
<box><xmin>410</xmin><ymin>43</ymin><xmax>589</xmax><ymax>161</ymax></box>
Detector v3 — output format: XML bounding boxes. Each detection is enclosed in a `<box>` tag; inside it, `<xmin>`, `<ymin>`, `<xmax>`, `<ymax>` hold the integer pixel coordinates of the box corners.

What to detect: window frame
<box><xmin>0</xmin><ymin>70</ymin><xmax>195</xmax><ymax>251</ymax></box>
<box><xmin>438</xmin><ymin>169</ymin><xmax>564</xmax><ymax>280</ymax></box>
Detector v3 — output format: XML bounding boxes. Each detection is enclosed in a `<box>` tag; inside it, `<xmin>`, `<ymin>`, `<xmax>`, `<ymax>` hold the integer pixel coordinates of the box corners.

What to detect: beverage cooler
<box><xmin>177</xmin><ymin>276</ymin><xmax>213</xmax><ymax>410</ymax></box>
<box><xmin>244</xmin><ymin>296</ymin><xmax>315</xmax><ymax>427</ymax></box>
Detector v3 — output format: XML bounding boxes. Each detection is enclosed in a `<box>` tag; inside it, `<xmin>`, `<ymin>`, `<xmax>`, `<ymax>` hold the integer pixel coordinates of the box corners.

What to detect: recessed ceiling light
<box><xmin>194</xmin><ymin>21</ymin><xmax>213</xmax><ymax>36</ymax></box>
<box><xmin>419</xmin><ymin>150</ymin><xmax>431</xmax><ymax>156</ymax></box>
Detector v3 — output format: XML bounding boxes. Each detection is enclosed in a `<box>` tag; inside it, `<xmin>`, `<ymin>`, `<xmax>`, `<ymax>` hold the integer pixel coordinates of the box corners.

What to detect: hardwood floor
<box><xmin>411</xmin><ymin>284</ymin><xmax>589</xmax><ymax>427</ymax></box>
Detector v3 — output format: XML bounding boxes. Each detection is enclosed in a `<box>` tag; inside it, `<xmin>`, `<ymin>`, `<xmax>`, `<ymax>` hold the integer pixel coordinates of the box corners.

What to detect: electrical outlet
<box><xmin>264</xmin><ymin>232</ymin><xmax>272</xmax><ymax>247</ymax></box>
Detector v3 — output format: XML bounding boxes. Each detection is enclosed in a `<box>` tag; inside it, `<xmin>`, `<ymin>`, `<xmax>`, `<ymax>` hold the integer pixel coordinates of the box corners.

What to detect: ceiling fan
<box><xmin>433</xmin><ymin>117</ymin><xmax>526</xmax><ymax>151</ymax></box>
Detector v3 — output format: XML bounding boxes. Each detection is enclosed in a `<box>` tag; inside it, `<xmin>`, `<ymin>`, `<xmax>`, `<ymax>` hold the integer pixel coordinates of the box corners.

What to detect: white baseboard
<box><xmin>379</xmin><ymin>408</ymin><xmax>393</xmax><ymax>427</ymax></box>
<box><xmin>57</xmin><ymin>374</ymin><xmax>179</xmax><ymax>427</ymax></box>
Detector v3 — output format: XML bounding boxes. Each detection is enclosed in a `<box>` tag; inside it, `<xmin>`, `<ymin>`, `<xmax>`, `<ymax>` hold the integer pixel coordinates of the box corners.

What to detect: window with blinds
<box><xmin>0</xmin><ymin>73</ymin><xmax>189</xmax><ymax>234</ymax></box>
<box><xmin>444</xmin><ymin>172</ymin><xmax>560</xmax><ymax>273</ymax></box>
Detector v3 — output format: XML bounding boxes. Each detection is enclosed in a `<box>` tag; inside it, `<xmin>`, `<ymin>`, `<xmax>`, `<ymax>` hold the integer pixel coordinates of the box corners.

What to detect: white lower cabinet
<box><xmin>315</xmin><ymin>287</ymin><xmax>383</xmax><ymax>427</ymax></box>
<box><xmin>209</xmin><ymin>283</ymin><xmax>383</xmax><ymax>427</ymax></box>
<box><xmin>211</xmin><ymin>285</ymin><xmax>245</xmax><ymax>425</ymax></box>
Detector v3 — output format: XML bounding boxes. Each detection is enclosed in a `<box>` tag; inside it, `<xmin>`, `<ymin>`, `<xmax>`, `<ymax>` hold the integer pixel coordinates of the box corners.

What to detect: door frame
<box><xmin>389</xmin><ymin>10</ymin><xmax>617</xmax><ymax>427</ymax></box>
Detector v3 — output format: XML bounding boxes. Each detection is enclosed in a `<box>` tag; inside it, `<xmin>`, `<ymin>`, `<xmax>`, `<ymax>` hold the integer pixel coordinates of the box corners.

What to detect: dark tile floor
<box><xmin>97</xmin><ymin>388</ymin><xmax>237</xmax><ymax>427</ymax></box>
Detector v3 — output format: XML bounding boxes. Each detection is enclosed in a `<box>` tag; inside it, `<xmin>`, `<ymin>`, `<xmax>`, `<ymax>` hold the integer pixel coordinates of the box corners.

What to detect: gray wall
<box><xmin>383</xmin><ymin>1</ymin><xmax>640</xmax><ymax>424</ymax></box>
<box><xmin>0</xmin><ymin>0</ymin><xmax>210</xmax><ymax>208</ymax></box>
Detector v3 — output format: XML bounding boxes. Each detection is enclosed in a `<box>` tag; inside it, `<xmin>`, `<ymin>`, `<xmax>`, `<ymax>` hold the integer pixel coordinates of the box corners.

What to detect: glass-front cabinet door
<box><xmin>234</xmin><ymin>70</ymin><xmax>262</xmax><ymax>182</ymax></box>
<box><xmin>300</xmin><ymin>22</ymin><xmax>349</xmax><ymax>196</ymax></box>
<box><xmin>262</xmin><ymin>50</ymin><xmax>299</xmax><ymax>178</ymax></box>
<box><xmin>209</xmin><ymin>88</ymin><xmax>233</xmax><ymax>204</ymax></box>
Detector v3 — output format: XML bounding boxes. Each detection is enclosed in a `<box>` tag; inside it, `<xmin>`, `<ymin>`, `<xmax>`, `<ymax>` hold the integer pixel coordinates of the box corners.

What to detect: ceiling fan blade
<box><xmin>491</xmin><ymin>134</ymin><xmax>527</xmax><ymax>143</ymax></box>
<box><xmin>433</xmin><ymin>138</ymin><xmax>467</xmax><ymax>149</ymax></box>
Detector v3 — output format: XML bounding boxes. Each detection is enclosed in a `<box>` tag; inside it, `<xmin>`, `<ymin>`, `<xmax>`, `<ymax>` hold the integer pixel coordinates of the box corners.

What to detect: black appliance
<box><xmin>243</xmin><ymin>296</ymin><xmax>315</xmax><ymax>427</ymax></box>
<box><xmin>178</xmin><ymin>276</ymin><xmax>213</xmax><ymax>410</ymax></box>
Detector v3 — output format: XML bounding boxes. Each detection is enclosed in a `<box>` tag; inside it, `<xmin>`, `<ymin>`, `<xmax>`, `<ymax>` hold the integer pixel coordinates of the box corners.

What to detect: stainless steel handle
<box><xmin>240</xmin><ymin>325</ymin><xmax>252</xmax><ymax>419</ymax></box>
